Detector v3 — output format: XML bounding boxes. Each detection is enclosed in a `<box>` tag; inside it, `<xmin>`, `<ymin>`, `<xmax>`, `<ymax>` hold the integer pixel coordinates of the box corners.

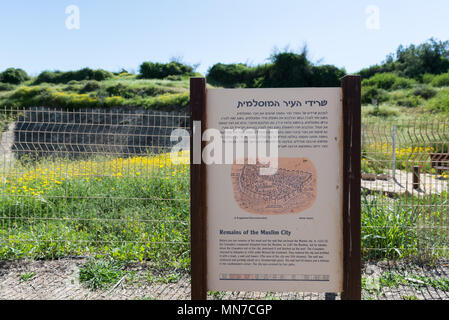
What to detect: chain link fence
<box><xmin>0</xmin><ymin>108</ymin><xmax>448</xmax><ymax>300</ymax></box>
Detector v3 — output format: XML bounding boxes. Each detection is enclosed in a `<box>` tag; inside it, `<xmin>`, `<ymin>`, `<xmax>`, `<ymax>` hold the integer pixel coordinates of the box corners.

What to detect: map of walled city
<box><xmin>231</xmin><ymin>158</ymin><xmax>317</xmax><ymax>215</ymax></box>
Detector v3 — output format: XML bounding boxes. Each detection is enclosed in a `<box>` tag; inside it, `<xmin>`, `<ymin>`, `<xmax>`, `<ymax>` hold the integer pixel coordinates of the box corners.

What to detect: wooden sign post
<box><xmin>190</xmin><ymin>76</ymin><xmax>361</xmax><ymax>300</ymax></box>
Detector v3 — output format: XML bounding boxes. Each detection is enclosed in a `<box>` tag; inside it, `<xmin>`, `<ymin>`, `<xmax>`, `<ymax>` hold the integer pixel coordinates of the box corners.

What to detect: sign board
<box><xmin>190</xmin><ymin>76</ymin><xmax>361</xmax><ymax>299</ymax></box>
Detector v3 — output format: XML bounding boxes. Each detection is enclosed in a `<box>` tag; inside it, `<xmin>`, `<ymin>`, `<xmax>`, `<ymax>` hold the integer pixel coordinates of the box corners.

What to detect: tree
<box><xmin>0</xmin><ymin>68</ymin><xmax>30</xmax><ymax>84</ymax></box>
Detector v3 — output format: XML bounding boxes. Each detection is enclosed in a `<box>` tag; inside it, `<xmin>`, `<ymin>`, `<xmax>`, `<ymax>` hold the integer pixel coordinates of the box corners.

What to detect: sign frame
<box><xmin>189</xmin><ymin>76</ymin><xmax>361</xmax><ymax>300</ymax></box>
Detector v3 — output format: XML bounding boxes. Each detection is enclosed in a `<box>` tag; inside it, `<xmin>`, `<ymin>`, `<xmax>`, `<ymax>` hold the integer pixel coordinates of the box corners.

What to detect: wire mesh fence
<box><xmin>0</xmin><ymin>107</ymin><xmax>448</xmax><ymax>300</ymax></box>
<box><xmin>361</xmin><ymin>120</ymin><xmax>448</xmax><ymax>260</ymax></box>
<box><xmin>360</xmin><ymin>120</ymin><xmax>449</xmax><ymax>300</ymax></box>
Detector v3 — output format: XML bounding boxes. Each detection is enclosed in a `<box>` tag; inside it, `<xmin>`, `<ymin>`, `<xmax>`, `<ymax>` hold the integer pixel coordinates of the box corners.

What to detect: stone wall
<box><xmin>11</xmin><ymin>107</ymin><xmax>190</xmax><ymax>159</ymax></box>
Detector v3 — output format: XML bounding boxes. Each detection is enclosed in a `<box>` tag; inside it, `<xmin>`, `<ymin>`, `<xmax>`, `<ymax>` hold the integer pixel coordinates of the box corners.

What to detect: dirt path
<box><xmin>362</xmin><ymin>169</ymin><xmax>448</xmax><ymax>196</ymax></box>
<box><xmin>0</xmin><ymin>258</ymin><xmax>447</xmax><ymax>300</ymax></box>
<box><xmin>0</xmin><ymin>122</ymin><xmax>15</xmax><ymax>170</ymax></box>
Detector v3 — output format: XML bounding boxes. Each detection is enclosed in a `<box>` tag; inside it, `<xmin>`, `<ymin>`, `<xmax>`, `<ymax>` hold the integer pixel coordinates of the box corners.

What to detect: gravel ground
<box><xmin>0</xmin><ymin>258</ymin><xmax>447</xmax><ymax>300</ymax></box>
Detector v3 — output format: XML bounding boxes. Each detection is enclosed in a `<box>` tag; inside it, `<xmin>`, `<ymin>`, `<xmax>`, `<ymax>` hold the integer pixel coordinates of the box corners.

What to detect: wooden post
<box><xmin>190</xmin><ymin>77</ymin><xmax>207</xmax><ymax>300</ymax></box>
<box><xmin>413</xmin><ymin>166</ymin><xmax>420</xmax><ymax>190</ymax></box>
<box><xmin>341</xmin><ymin>75</ymin><xmax>362</xmax><ymax>300</ymax></box>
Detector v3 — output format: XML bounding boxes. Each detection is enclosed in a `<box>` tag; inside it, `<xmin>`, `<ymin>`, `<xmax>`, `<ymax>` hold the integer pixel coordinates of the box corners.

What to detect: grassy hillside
<box><xmin>0</xmin><ymin>71</ymin><xmax>192</xmax><ymax>112</ymax></box>
<box><xmin>361</xmin><ymin>72</ymin><xmax>449</xmax><ymax>121</ymax></box>
<box><xmin>2</xmin><ymin>39</ymin><xmax>449</xmax><ymax>122</ymax></box>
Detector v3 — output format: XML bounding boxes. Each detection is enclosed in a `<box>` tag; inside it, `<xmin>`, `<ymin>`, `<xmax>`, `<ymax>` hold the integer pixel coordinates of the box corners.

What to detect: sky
<box><xmin>1</xmin><ymin>0</ymin><xmax>449</xmax><ymax>76</ymax></box>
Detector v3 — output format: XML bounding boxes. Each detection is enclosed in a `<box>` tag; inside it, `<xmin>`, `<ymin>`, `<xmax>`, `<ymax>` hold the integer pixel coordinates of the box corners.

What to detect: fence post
<box><xmin>190</xmin><ymin>77</ymin><xmax>207</xmax><ymax>300</ymax></box>
<box><xmin>341</xmin><ymin>75</ymin><xmax>362</xmax><ymax>300</ymax></box>
<box><xmin>392</xmin><ymin>125</ymin><xmax>397</xmax><ymax>180</ymax></box>
<box><xmin>362</xmin><ymin>123</ymin><xmax>365</xmax><ymax>153</ymax></box>
<box><xmin>413</xmin><ymin>166</ymin><xmax>420</xmax><ymax>190</ymax></box>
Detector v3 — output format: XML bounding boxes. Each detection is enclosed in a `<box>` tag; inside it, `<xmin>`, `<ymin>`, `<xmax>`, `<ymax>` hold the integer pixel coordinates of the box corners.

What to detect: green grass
<box><xmin>0</xmin><ymin>147</ymin><xmax>446</xmax><ymax>279</ymax></box>
<box><xmin>0</xmin><ymin>153</ymin><xmax>190</xmax><ymax>270</ymax></box>
<box><xmin>361</xmin><ymin>190</ymin><xmax>448</xmax><ymax>261</ymax></box>
<box><xmin>0</xmin><ymin>73</ymin><xmax>193</xmax><ymax>111</ymax></box>
<box><xmin>19</xmin><ymin>271</ymin><xmax>35</xmax><ymax>282</ymax></box>
<box><xmin>79</xmin><ymin>258</ymin><xmax>125</xmax><ymax>290</ymax></box>
<box><xmin>362</xmin><ymin>192</ymin><xmax>420</xmax><ymax>260</ymax></box>
<box><xmin>0</xmin><ymin>72</ymin><xmax>219</xmax><ymax>113</ymax></box>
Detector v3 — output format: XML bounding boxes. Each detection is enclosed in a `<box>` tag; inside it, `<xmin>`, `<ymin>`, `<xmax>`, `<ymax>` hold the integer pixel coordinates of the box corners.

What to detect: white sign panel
<box><xmin>205</xmin><ymin>88</ymin><xmax>343</xmax><ymax>292</ymax></box>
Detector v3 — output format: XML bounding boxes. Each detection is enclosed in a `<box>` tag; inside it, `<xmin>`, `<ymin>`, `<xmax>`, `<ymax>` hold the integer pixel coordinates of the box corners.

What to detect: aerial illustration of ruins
<box><xmin>231</xmin><ymin>158</ymin><xmax>317</xmax><ymax>214</ymax></box>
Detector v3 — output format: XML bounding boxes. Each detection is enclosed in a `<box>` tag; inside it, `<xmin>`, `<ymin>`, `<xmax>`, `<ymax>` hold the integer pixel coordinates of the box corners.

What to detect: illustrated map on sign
<box><xmin>231</xmin><ymin>158</ymin><xmax>317</xmax><ymax>215</ymax></box>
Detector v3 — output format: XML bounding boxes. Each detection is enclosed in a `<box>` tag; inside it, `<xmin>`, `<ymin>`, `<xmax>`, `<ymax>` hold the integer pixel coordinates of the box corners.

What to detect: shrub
<box><xmin>165</xmin><ymin>75</ymin><xmax>182</xmax><ymax>81</ymax></box>
<box><xmin>35</xmin><ymin>68</ymin><xmax>113</xmax><ymax>84</ymax></box>
<box><xmin>310</xmin><ymin>64</ymin><xmax>346</xmax><ymax>87</ymax></box>
<box><xmin>362</xmin><ymin>73</ymin><xmax>415</xmax><ymax>91</ymax></box>
<box><xmin>80</xmin><ymin>81</ymin><xmax>101</xmax><ymax>93</ymax></box>
<box><xmin>4</xmin><ymin>86</ymin><xmax>102</xmax><ymax>109</ymax></box>
<box><xmin>0</xmin><ymin>83</ymin><xmax>15</xmax><ymax>91</ymax></box>
<box><xmin>391</xmin><ymin>77</ymin><xmax>416</xmax><ymax>90</ymax></box>
<box><xmin>429</xmin><ymin>141</ymin><xmax>449</xmax><ymax>154</ymax></box>
<box><xmin>0</xmin><ymin>68</ymin><xmax>30</xmax><ymax>85</ymax></box>
<box><xmin>362</xmin><ymin>85</ymin><xmax>389</xmax><ymax>104</ymax></box>
<box><xmin>427</xmin><ymin>90</ymin><xmax>449</xmax><ymax>113</ymax></box>
<box><xmin>206</xmin><ymin>63</ymin><xmax>251</xmax><ymax>88</ymax></box>
<box><xmin>413</xmin><ymin>85</ymin><xmax>437</xmax><ymax>99</ymax></box>
<box><xmin>421</xmin><ymin>73</ymin><xmax>435</xmax><ymax>84</ymax></box>
<box><xmin>103</xmin><ymin>83</ymin><xmax>173</xmax><ymax>99</ymax></box>
<box><xmin>395</xmin><ymin>95</ymin><xmax>422</xmax><ymax>108</ymax></box>
<box><xmin>139</xmin><ymin>61</ymin><xmax>193</xmax><ymax>79</ymax></box>
<box><xmin>366</xmin><ymin>106</ymin><xmax>399</xmax><ymax>118</ymax></box>
<box><xmin>260</xmin><ymin>52</ymin><xmax>313</xmax><ymax>87</ymax></box>
<box><xmin>359</xmin><ymin>64</ymin><xmax>394</xmax><ymax>80</ymax></box>
<box><xmin>35</xmin><ymin>71</ymin><xmax>62</xmax><ymax>84</ymax></box>
<box><xmin>430</xmin><ymin>72</ymin><xmax>449</xmax><ymax>87</ymax></box>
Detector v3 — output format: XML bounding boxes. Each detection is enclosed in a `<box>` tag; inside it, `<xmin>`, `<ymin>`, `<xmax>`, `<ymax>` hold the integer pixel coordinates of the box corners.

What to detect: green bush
<box><xmin>206</xmin><ymin>63</ymin><xmax>251</xmax><ymax>88</ymax></box>
<box><xmin>103</xmin><ymin>83</ymin><xmax>176</xmax><ymax>99</ymax></box>
<box><xmin>362</xmin><ymin>73</ymin><xmax>415</xmax><ymax>90</ymax></box>
<box><xmin>35</xmin><ymin>68</ymin><xmax>113</xmax><ymax>84</ymax></box>
<box><xmin>310</xmin><ymin>64</ymin><xmax>346</xmax><ymax>87</ymax></box>
<box><xmin>206</xmin><ymin>51</ymin><xmax>345</xmax><ymax>88</ymax></box>
<box><xmin>261</xmin><ymin>52</ymin><xmax>313</xmax><ymax>87</ymax></box>
<box><xmin>3</xmin><ymin>86</ymin><xmax>102</xmax><ymax>109</ymax></box>
<box><xmin>413</xmin><ymin>85</ymin><xmax>437</xmax><ymax>99</ymax></box>
<box><xmin>366</xmin><ymin>106</ymin><xmax>399</xmax><ymax>118</ymax></box>
<box><xmin>429</xmin><ymin>141</ymin><xmax>449</xmax><ymax>154</ymax></box>
<box><xmin>165</xmin><ymin>75</ymin><xmax>182</xmax><ymax>81</ymax></box>
<box><xmin>80</xmin><ymin>81</ymin><xmax>101</xmax><ymax>93</ymax></box>
<box><xmin>0</xmin><ymin>83</ymin><xmax>15</xmax><ymax>91</ymax></box>
<box><xmin>35</xmin><ymin>71</ymin><xmax>60</xmax><ymax>84</ymax></box>
<box><xmin>430</xmin><ymin>72</ymin><xmax>449</xmax><ymax>87</ymax></box>
<box><xmin>427</xmin><ymin>90</ymin><xmax>449</xmax><ymax>113</ymax></box>
<box><xmin>362</xmin><ymin>85</ymin><xmax>389</xmax><ymax>104</ymax></box>
<box><xmin>395</xmin><ymin>95</ymin><xmax>422</xmax><ymax>108</ymax></box>
<box><xmin>421</xmin><ymin>73</ymin><xmax>435</xmax><ymax>84</ymax></box>
<box><xmin>391</xmin><ymin>77</ymin><xmax>416</xmax><ymax>90</ymax></box>
<box><xmin>0</xmin><ymin>68</ymin><xmax>30</xmax><ymax>85</ymax></box>
<box><xmin>139</xmin><ymin>61</ymin><xmax>193</xmax><ymax>79</ymax></box>
<box><xmin>359</xmin><ymin>63</ymin><xmax>394</xmax><ymax>80</ymax></box>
